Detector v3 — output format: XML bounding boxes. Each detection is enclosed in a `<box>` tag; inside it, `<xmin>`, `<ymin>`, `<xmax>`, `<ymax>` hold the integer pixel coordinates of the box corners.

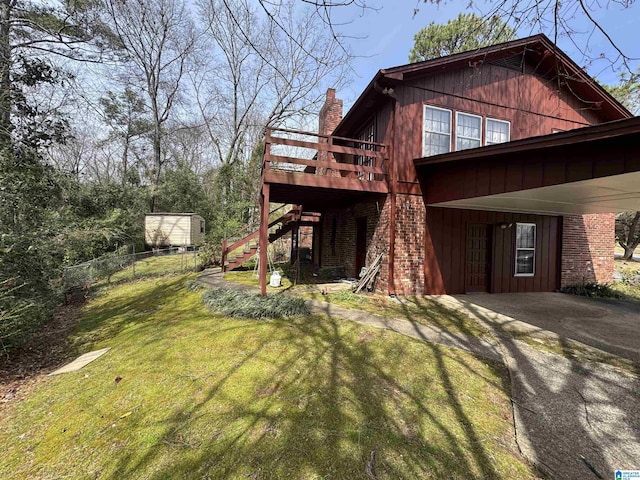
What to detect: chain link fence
<box><xmin>63</xmin><ymin>247</ymin><xmax>203</xmax><ymax>291</ymax></box>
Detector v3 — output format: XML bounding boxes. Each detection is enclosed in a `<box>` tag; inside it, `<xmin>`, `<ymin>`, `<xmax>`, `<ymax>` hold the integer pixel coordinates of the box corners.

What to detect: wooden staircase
<box><xmin>221</xmin><ymin>205</ymin><xmax>320</xmax><ymax>272</ymax></box>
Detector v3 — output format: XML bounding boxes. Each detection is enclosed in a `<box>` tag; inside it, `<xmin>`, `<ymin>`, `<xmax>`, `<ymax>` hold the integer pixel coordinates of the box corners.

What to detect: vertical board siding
<box><xmin>382</xmin><ymin>63</ymin><xmax>611</xmax><ymax>186</ymax></box>
<box><xmin>424</xmin><ymin>207</ymin><xmax>560</xmax><ymax>294</ymax></box>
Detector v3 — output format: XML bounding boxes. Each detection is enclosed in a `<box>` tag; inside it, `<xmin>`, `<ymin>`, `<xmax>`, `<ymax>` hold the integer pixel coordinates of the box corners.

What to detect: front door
<box><xmin>465</xmin><ymin>224</ymin><xmax>491</xmax><ymax>293</ymax></box>
<box><xmin>355</xmin><ymin>217</ymin><xmax>367</xmax><ymax>277</ymax></box>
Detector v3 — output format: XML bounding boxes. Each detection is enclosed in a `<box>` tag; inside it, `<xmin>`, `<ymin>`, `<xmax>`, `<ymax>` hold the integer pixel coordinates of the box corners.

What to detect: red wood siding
<box><xmin>392</xmin><ymin>64</ymin><xmax>611</xmax><ymax>186</ymax></box>
<box><xmin>348</xmin><ymin>63</ymin><xmax>614</xmax><ymax>193</ymax></box>
<box><xmin>420</xmin><ymin>131</ymin><xmax>640</xmax><ymax>205</ymax></box>
<box><xmin>424</xmin><ymin>207</ymin><xmax>560</xmax><ymax>294</ymax></box>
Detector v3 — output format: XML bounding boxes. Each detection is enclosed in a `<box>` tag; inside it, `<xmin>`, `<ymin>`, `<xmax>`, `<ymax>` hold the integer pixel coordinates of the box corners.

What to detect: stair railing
<box><xmin>221</xmin><ymin>204</ymin><xmax>302</xmax><ymax>270</ymax></box>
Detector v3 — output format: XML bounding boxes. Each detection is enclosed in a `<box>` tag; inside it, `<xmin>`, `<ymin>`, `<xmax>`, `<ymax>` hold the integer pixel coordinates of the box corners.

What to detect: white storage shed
<box><xmin>144</xmin><ymin>213</ymin><xmax>205</xmax><ymax>248</ymax></box>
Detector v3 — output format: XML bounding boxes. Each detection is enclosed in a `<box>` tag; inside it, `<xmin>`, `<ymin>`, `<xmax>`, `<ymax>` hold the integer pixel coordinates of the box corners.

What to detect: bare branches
<box><xmin>193</xmin><ymin>0</ymin><xmax>352</xmax><ymax>167</ymax></box>
<box><xmin>104</xmin><ymin>0</ymin><xmax>197</xmax><ymax>211</ymax></box>
<box><xmin>448</xmin><ymin>0</ymin><xmax>639</xmax><ymax>74</ymax></box>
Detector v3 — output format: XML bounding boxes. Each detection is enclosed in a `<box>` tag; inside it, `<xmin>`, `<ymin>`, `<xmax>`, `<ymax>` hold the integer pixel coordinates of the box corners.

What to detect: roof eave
<box><xmin>414</xmin><ymin>116</ymin><xmax>640</xmax><ymax>168</ymax></box>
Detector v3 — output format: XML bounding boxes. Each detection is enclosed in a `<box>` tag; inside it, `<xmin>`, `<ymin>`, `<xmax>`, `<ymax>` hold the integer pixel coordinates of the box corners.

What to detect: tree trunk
<box><xmin>150</xmin><ymin>123</ymin><xmax>162</xmax><ymax>212</ymax></box>
<box><xmin>0</xmin><ymin>0</ymin><xmax>11</xmax><ymax>145</ymax></box>
<box><xmin>622</xmin><ymin>245</ymin><xmax>637</xmax><ymax>260</ymax></box>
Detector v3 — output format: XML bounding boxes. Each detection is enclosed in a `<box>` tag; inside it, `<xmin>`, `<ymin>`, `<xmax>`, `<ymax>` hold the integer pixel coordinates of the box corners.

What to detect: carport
<box><xmin>414</xmin><ymin>116</ymin><xmax>640</xmax><ymax>294</ymax></box>
<box><xmin>446</xmin><ymin>292</ymin><xmax>640</xmax><ymax>363</ymax></box>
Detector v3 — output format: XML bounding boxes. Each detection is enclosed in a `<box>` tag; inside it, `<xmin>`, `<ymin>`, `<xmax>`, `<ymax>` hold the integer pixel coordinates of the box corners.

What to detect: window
<box><xmin>456</xmin><ymin>112</ymin><xmax>482</xmax><ymax>150</ymax></box>
<box><xmin>423</xmin><ymin>105</ymin><xmax>452</xmax><ymax>156</ymax></box>
<box><xmin>486</xmin><ymin>118</ymin><xmax>510</xmax><ymax>145</ymax></box>
<box><xmin>200</xmin><ymin>220</ymin><xmax>205</xmax><ymax>234</ymax></box>
<box><xmin>515</xmin><ymin>223</ymin><xmax>536</xmax><ymax>276</ymax></box>
<box><xmin>356</xmin><ymin>121</ymin><xmax>375</xmax><ymax>180</ymax></box>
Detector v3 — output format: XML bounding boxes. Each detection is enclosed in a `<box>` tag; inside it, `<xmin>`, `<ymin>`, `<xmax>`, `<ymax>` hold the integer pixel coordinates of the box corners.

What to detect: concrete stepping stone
<box><xmin>48</xmin><ymin>348</ymin><xmax>111</xmax><ymax>376</ymax></box>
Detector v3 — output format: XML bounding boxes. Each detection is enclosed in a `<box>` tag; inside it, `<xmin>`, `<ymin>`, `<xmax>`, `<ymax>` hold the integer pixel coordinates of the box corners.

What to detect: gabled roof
<box><xmin>334</xmin><ymin>34</ymin><xmax>631</xmax><ymax>135</ymax></box>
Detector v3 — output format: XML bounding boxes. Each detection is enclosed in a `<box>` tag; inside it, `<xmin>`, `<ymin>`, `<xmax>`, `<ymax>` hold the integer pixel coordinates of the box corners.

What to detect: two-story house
<box><xmin>223</xmin><ymin>34</ymin><xmax>640</xmax><ymax>296</ymax></box>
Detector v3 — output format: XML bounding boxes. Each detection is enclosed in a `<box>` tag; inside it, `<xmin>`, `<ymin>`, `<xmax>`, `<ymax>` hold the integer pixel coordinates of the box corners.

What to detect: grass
<box><xmin>305</xmin><ymin>290</ymin><xmax>489</xmax><ymax>338</ymax></box>
<box><xmin>225</xmin><ymin>270</ymin><xmax>489</xmax><ymax>339</ymax></box>
<box><xmin>224</xmin><ymin>268</ymin><xmax>294</xmax><ymax>291</ymax></box>
<box><xmin>99</xmin><ymin>252</ymin><xmax>203</xmax><ymax>286</ymax></box>
<box><xmin>612</xmin><ymin>258</ymin><xmax>640</xmax><ymax>301</ymax></box>
<box><xmin>0</xmin><ymin>274</ymin><xmax>539</xmax><ymax>479</ymax></box>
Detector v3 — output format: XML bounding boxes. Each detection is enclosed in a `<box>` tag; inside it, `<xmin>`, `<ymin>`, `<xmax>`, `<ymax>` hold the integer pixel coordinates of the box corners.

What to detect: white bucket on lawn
<box><xmin>270</xmin><ymin>271</ymin><xmax>282</xmax><ymax>287</ymax></box>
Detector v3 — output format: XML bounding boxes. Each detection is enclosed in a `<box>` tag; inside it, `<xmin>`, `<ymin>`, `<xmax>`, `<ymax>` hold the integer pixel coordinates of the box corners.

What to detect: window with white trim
<box><xmin>486</xmin><ymin>118</ymin><xmax>510</xmax><ymax>145</ymax></box>
<box><xmin>456</xmin><ymin>112</ymin><xmax>482</xmax><ymax>150</ymax></box>
<box><xmin>515</xmin><ymin>223</ymin><xmax>536</xmax><ymax>276</ymax></box>
<box><xmin>423</xmin><ymin>105</ymin><xmax>451</xmax><ymax>156</ymax></box>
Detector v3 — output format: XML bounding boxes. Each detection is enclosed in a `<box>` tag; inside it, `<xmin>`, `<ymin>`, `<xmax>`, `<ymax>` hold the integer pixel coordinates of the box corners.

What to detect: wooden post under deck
<box><xmin>259</xmin><ymin>183</ymin><xmax>270</xmax><ymax>296</ymax></box>
<box><xmin>221</xmin><ymin>239</ymin><xmax>227</xmax><ymax>273</ymax></box>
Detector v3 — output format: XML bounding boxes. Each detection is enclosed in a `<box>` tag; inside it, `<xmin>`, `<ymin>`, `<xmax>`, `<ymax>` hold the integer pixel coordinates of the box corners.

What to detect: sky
<box><xmin>329</xmin><ymin>0</ymin><xmax>640</xmax><ymax>111</ymax></box>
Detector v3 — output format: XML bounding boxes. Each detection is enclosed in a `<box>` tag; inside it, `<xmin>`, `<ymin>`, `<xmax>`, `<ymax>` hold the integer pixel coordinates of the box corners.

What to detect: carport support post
<box><xmin>259</xmin><ymin>183</ymin><xmax>270</xmax><ymax>296</ymax></box>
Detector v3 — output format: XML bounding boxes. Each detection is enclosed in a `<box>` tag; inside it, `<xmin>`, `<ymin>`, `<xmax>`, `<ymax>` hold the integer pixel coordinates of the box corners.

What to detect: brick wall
<box><xmin>317</xmin><ymin>197</ymin><xmax>389</xmax><ymax>288</ymax></box>
<box><xmin>394</xmin><ymin>194</ymin><xmax>426</xmax><ymax>295</ymax></box>
<box><xmin>315</xmin><ymin>193</ymin><xmax>426</xmax><ymax>295</ymax></box>
<box><xmin>561</xmin><ymin>213</ymin><xmax>615</xmax><ymax>286</ymax></box>
<box><xmin>318</xmin><ymin>88</ymin><xmax>343</xmax><ymax>176</ymax></box>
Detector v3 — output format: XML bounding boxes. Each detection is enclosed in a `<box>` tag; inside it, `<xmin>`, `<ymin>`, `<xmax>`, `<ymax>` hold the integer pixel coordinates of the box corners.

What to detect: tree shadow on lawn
<box><xmin>97</xmin><ymin>295</ymin><xmax>535</xmax><ymax>479</ymax></box>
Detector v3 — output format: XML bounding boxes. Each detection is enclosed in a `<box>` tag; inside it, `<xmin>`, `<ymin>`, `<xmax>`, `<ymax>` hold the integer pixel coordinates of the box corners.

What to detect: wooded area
<box><xmin>0</xmin><ymin>0</ymin><xmax>350</xmax><ymax>352</ymax></box>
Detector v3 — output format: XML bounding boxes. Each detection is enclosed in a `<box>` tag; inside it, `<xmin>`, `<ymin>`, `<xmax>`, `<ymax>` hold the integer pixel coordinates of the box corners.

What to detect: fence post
<box><xmin>132</xmin><ymin>244</ymin><xmax>136</xmax><ymax>279</ymax></box>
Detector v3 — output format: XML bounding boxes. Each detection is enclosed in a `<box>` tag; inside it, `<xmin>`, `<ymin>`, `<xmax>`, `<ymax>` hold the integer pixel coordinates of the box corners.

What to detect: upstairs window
<box><xmin>456</xmin><ymin>112</ymin><xmax>482</xmax><ymax>150</ymax></box>
<box><xmin>200</xmin><ymin>220</ymin><xmax>205</xmax><ymax>234</ymax></box>
<box><xmin>486</xmin><ymin>118</ymin><xmax>510</xmax><ymax>145</ymax></box>
<box><xmin>515</xmin><ymin>223</ymin><xmax>536</xmax><ymax>276</ymax></box>
<box><xmin>356</xmin><ymin>121</ymin><xmax>376</xmax><ymax>180</ymax></box>
<box><xmin>423</xmin><ymin>105</ymin><xmax>451</xmax><ymax>156</ymax></box>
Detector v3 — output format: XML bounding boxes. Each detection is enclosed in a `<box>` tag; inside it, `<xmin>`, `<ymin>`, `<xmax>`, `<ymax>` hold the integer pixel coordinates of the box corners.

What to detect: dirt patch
<box><xmin>0</xmin><ymin>302</ymin><xmax>83</xmax><ymax>414</ymax></box>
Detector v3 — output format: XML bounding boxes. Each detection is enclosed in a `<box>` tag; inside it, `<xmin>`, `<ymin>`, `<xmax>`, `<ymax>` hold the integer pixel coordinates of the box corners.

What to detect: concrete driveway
<box><xmin>451</xmin><ymin>292</ymin><xmax>640</xmax><ymax>363</ymax></box>
<box><xmin>432</xmin><ymin>292</ymin><xmax>640</xmax><ymax>479</ymax></box>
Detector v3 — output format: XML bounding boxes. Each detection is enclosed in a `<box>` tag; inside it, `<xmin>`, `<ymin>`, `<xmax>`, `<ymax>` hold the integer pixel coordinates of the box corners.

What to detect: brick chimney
<box><xmin>318</xmin><ymin>88</ymin><xmax>343</xmax><ymax>137</ymax></box>
<box><xmin>318</xmin><ymin>88</ymin><xmax>343</xmax><ymax>174</ymax></box>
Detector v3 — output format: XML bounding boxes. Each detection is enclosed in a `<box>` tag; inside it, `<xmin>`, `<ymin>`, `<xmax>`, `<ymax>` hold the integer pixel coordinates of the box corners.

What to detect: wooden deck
<box><xmin>263</xmin><ymin>128</ymin><xmax>389</xmax><ymax>203</ymax></box>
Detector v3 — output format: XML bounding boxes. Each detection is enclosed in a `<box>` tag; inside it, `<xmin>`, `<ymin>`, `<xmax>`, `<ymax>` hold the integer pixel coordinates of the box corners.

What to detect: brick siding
<box><xmin>394</xmin><ymin>194</ymin><xmax>426</xmax><ymax>295</ymax></box>
<box><xmin>561</xmin><ymin>213</ymin><xmax>614</xmax><ymax>286</ymax></box>
<box><xmin>317</xmin><ymin>88</ymin><xmax>343</xmax><ymax>176</ymax></box>
<box><xmin>316</xmin><ymin>197</ymin><xmax>389</xmax><ymax>287</ymax></box>
<box><xmin>315</xmin><ymin>193</ymin><xmax>426</xmax><ymax>295</ymax></box>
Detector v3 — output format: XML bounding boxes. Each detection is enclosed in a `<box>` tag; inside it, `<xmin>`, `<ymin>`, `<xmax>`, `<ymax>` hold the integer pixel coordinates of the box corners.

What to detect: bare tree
<box><xmin>104</xmin><ymin>0</ymin><xmax>196</xmax><ymax>211</ymax></box>
<box><xmin>260</xmin><ymin>1</ymin><xmax>638</xmax><ymax>76</ymax></box>
<box><xmin>194</xmin><ymin>0</ymin><xmax>352</xmax><ymax>168</ymax></box>
<box><xmin>616</xmin><ymin>212</ymin><xmax>640</xmax><ymax>260</ymax></box>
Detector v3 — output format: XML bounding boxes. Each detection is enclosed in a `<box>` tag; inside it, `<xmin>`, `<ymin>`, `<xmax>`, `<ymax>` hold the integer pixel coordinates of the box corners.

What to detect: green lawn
<box><xmin>225</xmin><ymin>269</ymin><xmax>488</xmax><ymax>338</ymax></box>
<box><xmin>0</xmin><ymin>275</ymin><xmax>539</xmax><ymax>479</ymax></box>
<box><xmin>613</xmin><ymin>258</ymin><xmax>640</xmax><ymax>301</ymax></box>
<box><xmin>100</xmin><ymin>252</ymin><xmax>203</xmax><ymax>285</ymax></box>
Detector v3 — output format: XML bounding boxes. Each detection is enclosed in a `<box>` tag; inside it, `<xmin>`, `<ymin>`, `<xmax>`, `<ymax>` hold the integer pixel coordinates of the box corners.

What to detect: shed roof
<box><xmin>144</xmin><ymin>213</ymin><xmax>202</xmax><ymax>217</ymax></box>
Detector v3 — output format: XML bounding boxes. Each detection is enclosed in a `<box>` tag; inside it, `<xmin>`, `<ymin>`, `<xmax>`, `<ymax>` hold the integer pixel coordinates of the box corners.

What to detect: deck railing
<box><xmin>263</xmin><ymin>128</ymin><xmax>389</xmax><ymax>185</ymax></box>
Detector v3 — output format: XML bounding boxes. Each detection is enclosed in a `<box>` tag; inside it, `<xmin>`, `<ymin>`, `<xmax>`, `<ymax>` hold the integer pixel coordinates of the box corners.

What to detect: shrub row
<box><xmin>560</xmin><ymin>282</ymin><xmax>622</xmax><ymax>299</ymax></box>
<box><xmin>202</xmin><ymin>287</ymin><xmax>309</xmax><ymax>319</ymax></box>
